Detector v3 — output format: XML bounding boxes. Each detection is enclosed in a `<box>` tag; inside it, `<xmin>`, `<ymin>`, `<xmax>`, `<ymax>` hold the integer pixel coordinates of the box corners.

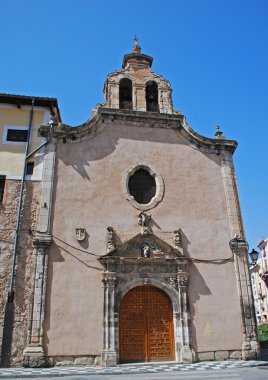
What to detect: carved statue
<box><xmin>173</xmin><ymin>229</ymin><xmax>182</xmax><ymax>249</ymax></box>
<box><xmin>152</xmin><ymin>246</ymin><xmax>165</xmax><ymax>258</ymax></box>
<box><xmin>141</xmin><ymin>243</ymin><xmax>150</xmax><ymax>258</ymax></box>
<box><xmin>107</xmin><ymin>226</ymin><xmax>115</xmax><ymax>252</ymax></box>
<box><xmin>138</xmin><ymin>211</ymin><xmax>151</xmax><ymax>227</ymax></box>
<box><xmin>138</xmin><ymin>211</ymin><xmax>151</xmax><ymax>235</ymax></box>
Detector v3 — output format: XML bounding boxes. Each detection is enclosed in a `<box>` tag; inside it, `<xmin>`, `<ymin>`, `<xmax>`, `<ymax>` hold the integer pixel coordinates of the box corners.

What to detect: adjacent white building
<box><xmin>251</xmin><ymin>239</ymin><xmax>268</xmax><ymax>324</ymax></box>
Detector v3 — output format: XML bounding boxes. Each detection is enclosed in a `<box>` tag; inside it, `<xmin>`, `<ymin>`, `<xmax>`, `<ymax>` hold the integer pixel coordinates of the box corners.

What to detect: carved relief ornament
<box><xmin>102</xmin><ymin>272</ymin><xmax>117</xmax><ymax>288</ymax></box>
<box><xmin>177</xmin><ymin>271</ymin><xmax>189</xmax><ymax>287</ymax></box>
<box><xmin>75</xmin><ymin>228</ymin><xmax>86</xmax><ymax>242</ymax></box>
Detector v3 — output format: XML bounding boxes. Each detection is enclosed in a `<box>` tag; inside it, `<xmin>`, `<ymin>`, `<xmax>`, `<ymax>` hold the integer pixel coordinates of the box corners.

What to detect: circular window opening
<box><xmin>128</xmin><ymin>169</ymin><xmax>156</xmax><ymax>204</ymax></box>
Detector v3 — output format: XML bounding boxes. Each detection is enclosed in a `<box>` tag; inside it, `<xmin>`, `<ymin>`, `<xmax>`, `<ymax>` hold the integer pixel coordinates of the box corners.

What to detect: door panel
<box><xmin>119</xmin><ymin>287</ymin><xmax>146</xmax><ymax>362</ymax></box>
<box><xmin>119</xmin><ymin>286</ymin><xmax>174</xmax><ymax>363</ymax></box>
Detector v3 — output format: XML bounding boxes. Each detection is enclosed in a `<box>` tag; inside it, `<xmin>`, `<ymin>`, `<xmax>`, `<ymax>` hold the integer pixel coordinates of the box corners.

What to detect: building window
<box><xmin>146</xmin><ymin>81</ymin><xmax>159</xmax><ymax>112</ymax></box>
<box><xmin>128</xmin><ymin>169</ymin><xmax>156</xmax><ymax>204</ymax></box>
<box><xmin>26</xmin><ymin>162</ymin><xmax>34</xmax><ymax>175</ymax></box>
<box><xmin>119</xmin><ymin>78</ymin><xmax>133</xmax><ymax>110</ymax></box>
<box><xmin>7</xmin><ymin>129</ymin><xmax>28</xmax><ymax>142</ymax></box>
<box><xmin>2</xmin><ymin>126</ymin><xmax>29</xmax><ymax>145</ymax></box>
<box><xmin>123</xmin><ymin>164</ymin><xmax>164</xmax><ymax>211</ymax></box>
<box><xmin>0</xmin><ymin>175</ymin><xmax>6</xmax><ymax>203</ymax></box>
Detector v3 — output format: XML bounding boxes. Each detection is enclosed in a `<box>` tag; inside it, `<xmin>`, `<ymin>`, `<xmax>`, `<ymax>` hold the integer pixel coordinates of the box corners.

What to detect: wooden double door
<box><xmin>119</xmin><ymin>286</ymin><xmax>175</xmax><ymax>363</ymax></box>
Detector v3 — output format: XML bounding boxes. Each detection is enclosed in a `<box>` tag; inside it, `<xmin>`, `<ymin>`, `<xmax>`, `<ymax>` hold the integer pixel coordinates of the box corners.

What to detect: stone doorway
<box><xmin>119</xmin><ymin>285</ymin><xmax>175</xmax><ymax>363</ymax></box>
<box><xmin>99</xmin><ymin>231</ymin><xmax>195</xmax><ymax>366</ymax></box>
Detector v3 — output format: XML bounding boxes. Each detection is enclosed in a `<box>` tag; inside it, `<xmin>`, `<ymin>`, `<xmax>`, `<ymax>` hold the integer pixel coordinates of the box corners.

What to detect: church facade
<box><xmin>1</xmin><ymin>41</ymin><xmax>259</xmax><ymax>367</ymax></box>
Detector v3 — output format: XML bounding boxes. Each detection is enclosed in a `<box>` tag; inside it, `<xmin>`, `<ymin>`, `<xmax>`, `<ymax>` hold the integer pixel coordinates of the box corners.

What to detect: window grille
<box><xmin>7</xmin><ymin>129</ymin><xmax>28</xmax><ymax>142</ymax></box>
<box><xmin>26</xmin><ymin>162</ymin><xmax>34</xmax><ymax>175</ymax></box>
<box><xmin>128</xmin><ymin>169</ymin><xmax>156</xmax><ymax>204</ymax></box>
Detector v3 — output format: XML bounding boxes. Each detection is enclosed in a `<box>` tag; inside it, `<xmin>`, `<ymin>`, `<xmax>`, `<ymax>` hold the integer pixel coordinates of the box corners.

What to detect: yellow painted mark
<box><xmin>203</xmin><ymin>322</ymin><xmax>214</xmax><ymax>337</ymax></box>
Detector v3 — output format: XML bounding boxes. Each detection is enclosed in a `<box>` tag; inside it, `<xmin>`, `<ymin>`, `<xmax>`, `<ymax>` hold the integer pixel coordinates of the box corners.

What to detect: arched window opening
<box><xmin>119</xmin><ymin>78</ymin><xmax>133</xmax><ymax>110</ymax></box>
<box><xmin>146</xmin><ymin>81</ymin><xmax>159</xmax><ymax>112</ymax></box>
<box><xmin>128</xmin><ymin>169</ymin><xmax>156</xmax><ymax>204</ymax></box>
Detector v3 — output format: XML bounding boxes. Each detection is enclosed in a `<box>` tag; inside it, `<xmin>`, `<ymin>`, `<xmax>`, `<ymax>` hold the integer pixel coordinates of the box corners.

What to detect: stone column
<box><xmin>22</xmin><ymin>234</ymin><xmax>51</xmax><ymax>367</ymax></box>
<box><xmin>136</xmin><ymin>86</ymin><xmax>146</xmax><ymax>112</ymax></box>
<box><xmin>23</xmin><ymin>141</ymin><xmax>56</xmax><ymax>367</ymax></box>
<box><xmin>229</xmin><ymin>239</ymin><xmax>259</xmax><ymax>359</ymax></box>
<box><xmin>101</xmin><ymin>271</ymin><xmax>117</xmax><ymax>366</ymax></box>
<box><xmin>158</xmin><ymin>87</ymin><xmax>173</xmax><ymax>114</ymax></box>
<box><xmin>221</xmin><ymin>150</ymin><xmax>259</xmax><ymax>360</ymax></box>
<box><xmin>132</xmin><ymin>84</ymin><xmax>137</xmax><ymax>110</ymax></box>
<box><xmin>109</xmin><ymin>83</ymin><xmax>119</xmax><ymax>109</ymax></box>
<box><xmin>177</xmin><ymin>270</ymin><xmax>194</xmax><ymax>363</ymax></box>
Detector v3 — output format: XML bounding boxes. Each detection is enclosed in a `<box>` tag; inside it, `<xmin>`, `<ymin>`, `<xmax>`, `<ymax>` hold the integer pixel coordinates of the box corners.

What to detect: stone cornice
<box><xmin>39</xmin><ymin>107</ymin><xmax>238</xmax><ymax>154</ymax></box>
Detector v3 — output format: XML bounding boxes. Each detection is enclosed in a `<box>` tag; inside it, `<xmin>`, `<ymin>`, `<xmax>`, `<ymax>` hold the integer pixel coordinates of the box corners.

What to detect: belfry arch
<box><xmin>146</xmin><ymin>81</ymin><xmax>159</xmax><ymax>112</ymax></box>
<box><xmin>119</xmin><ymin>78</ymin><xmax>133</xmax><ymax>110</ymax></box>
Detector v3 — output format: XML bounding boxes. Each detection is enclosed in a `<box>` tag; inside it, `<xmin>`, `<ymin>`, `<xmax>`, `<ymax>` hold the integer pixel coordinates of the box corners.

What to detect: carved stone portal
<box><xmin>99</xmin><ymin>232</ymin><xmax>195</xmax><ymax>366</ymax></box>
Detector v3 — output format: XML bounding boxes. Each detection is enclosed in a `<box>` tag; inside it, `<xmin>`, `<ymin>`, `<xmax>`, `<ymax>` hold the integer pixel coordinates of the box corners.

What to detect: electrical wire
<box><xmin>1</xmin><ymin>230</ymin><xmax>235</xmax><ymax>263</ymax></box>
<box><xmin>52</xmin><ymin>235</ymin><xmax>233</xmax><ymax>263</ymax></box>
<box><xmin>52</xmin><ymin>234</ymin><xmax>102</xmax><ymax>257</ymax></box>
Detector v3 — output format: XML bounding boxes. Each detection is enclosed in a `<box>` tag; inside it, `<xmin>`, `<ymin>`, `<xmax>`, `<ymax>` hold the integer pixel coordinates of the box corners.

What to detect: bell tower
<box><xmin>103</xmin><ymin>39</ymin><xmax>175</xmax><ymax>114</ymax></box>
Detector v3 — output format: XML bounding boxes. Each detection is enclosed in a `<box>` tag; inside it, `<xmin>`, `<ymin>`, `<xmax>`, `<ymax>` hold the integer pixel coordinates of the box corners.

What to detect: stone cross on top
<box><xmin>132</xmin><ymin>36</ymin><xmax>141</xmax><ymax>54</ymax></box>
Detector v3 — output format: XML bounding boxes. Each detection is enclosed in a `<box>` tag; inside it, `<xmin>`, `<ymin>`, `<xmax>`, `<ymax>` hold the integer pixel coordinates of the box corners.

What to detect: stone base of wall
<box><xmin>22</xmin><ymin>347</ymin><xmax>48</xmax><ymax>368</ymax></box>
<box><xmin>197</xmin><ymin>349</ymin><xmax>259</xmax><ymax>361</ymax></box>
<box><xmin>24</xmin><ymin>349</ymin><xmax>260</xmax><ymax>368</ymax></box>
<box><xmin>45</xmin><ymin>355</ymin><xmax>101</xmax><ymax>367</ymax></box>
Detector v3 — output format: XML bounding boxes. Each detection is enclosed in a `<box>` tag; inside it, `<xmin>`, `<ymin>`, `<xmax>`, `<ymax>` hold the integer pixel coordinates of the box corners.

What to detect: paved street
<box><xmin>35</xmin><ymin>367</ymin><xmax>268</xmax><ymax>380</ymax></box>
<box><xmin>40</xmin><ymin>367</ymin><xmax>268</xmax><ymax>380</ymax></box>
<box><xmin>0</xmin><ymin>361</ymin><xmax>267</xmax><ymax>379</ymax></box>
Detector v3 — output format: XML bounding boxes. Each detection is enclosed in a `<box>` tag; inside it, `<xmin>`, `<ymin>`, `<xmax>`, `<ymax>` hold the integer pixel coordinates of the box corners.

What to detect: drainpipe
<box><xmin>7</xmin><ymin>99</ymin><xmax>35</xmax><ymax>303</ymax></box>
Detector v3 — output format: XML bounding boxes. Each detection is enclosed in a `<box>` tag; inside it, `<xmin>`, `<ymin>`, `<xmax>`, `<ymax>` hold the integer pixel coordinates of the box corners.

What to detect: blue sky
<box><xmin>1</xmin><ymin>0</ymin><xmax>267</xmax><ymax>250</ymax></box>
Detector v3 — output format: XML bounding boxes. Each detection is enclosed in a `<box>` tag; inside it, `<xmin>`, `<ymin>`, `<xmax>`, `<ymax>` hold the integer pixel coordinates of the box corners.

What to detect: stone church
<box><xmin>1</xmin><ymin>40</ymin><xmax>259</xmax><ymax>367</ymax></box>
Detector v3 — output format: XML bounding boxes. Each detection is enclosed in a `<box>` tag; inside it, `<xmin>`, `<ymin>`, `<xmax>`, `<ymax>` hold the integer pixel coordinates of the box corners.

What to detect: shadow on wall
<box><xmin>43</xmin><ymin>241</ymin><xmax>102</xmax><ymax>356</ymax></box>
<box><xmin>56</xmin><ymin>123</ymin><xmax>221</xmax><ymax>180</ymax></box>
<box><xmin>179</xmin><ymin>231</ymin><xmax>229</xmax><ymax>354</ymax></box>
<box><xmin>189</xmin><ymin>264</ymin><xmax>212</xmax><ymax>352</ymax></box>
<box><xmin>0</xmin><ymin>303</ymin><xmax>14</xmax><ymax>367</ymax></box>
<box><xmin>43</xmin><ymin>240</ymin><xmax>64</xmax><ymax>356</ymax></box>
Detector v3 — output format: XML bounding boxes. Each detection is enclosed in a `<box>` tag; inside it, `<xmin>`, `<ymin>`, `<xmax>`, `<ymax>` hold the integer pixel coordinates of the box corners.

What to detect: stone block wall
<box><xmin>0</xmin><ymin>180</ymin><xmax>41</xmax><ymax>366</ymax></box>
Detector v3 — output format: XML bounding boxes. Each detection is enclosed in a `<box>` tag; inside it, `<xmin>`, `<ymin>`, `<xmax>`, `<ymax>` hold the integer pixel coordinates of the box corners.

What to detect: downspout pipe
<box><xmin>8</xmin><ymin>99</ymin><xmax>35</xmax><ymax>303</ymax></box>
<box><xmin>26</xmin><ymin>140</ymin><xmax>48</xmax><ymax>160</ymax></box>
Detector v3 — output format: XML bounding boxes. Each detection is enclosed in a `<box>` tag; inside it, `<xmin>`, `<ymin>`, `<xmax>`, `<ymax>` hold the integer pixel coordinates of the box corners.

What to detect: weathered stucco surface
<box><xmin>0</xmin><ymin>180</ymin><xmax>41</xmax><ymax>366</ymax></box>
<box><xmin>1</xmin><ymin>44</ymin><xmax>256</xmax><ymax>367</ymax></box>
<box><xmin>45</xmin><ymin>122</ymin><xmax>242</xmax><ymax>358</ymax></box>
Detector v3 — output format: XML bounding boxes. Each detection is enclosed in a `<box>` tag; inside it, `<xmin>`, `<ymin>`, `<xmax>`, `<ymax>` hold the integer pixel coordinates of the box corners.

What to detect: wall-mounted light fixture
<box><xmin>249</xmin><ymin>249</ymin><xmax>259</xmax><ymax>266</ymax></box>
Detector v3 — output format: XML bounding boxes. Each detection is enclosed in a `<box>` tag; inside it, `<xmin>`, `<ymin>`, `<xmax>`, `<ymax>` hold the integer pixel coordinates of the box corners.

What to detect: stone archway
<box><xmin>119</xmin><ymin>285</ymin><xmax>175</xmax><ymax>363</ymax></box>
<box><xmin>99</xmin><ymin>232</ymin><xmax>195</xmax><ymax>366</ymax></box>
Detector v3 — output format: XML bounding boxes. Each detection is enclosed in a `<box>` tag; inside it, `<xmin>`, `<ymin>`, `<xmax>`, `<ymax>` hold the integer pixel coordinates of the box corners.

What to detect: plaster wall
<box><xmin>45</xmin><ymin>122</ymin><xmax>242</xmax><ymax>357</ymax></box>
<box><xmin>0</xmin><ymin>106</ymin><xmax>49</xmax><ymax>180</ymax></box>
